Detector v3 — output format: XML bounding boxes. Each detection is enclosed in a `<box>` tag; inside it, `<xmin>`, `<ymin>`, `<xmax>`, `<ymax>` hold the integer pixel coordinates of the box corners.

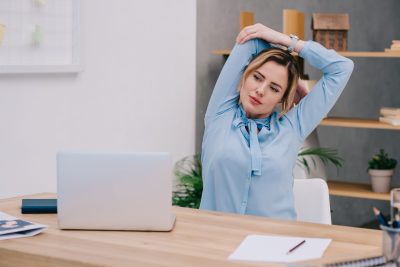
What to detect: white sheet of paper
<box><xmin>228</xmin><ymin>234</ymin><xmax>332</xmax><ymax>263</ymax></box>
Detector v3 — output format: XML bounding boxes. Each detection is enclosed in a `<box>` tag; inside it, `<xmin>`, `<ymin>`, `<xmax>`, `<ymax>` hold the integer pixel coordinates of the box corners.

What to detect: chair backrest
<box><xmin>293</xmin><ymin>178</ymin><xmax>332</xmax><ymax>225</ymax></box>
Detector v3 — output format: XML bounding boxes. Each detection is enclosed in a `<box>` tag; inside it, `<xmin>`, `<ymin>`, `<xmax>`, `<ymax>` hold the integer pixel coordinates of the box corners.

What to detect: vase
<box><xmin>369</xmin><ymin>169</ymin><xmax>394</xmax><ymax>193</ymax></box>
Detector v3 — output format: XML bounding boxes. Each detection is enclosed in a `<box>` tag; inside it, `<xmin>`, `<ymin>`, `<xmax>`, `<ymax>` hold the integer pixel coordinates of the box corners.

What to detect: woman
<box><xmin>200</xmin><ymin>24</ymin><xmax>353</xmax><ymax>220</ymax></box>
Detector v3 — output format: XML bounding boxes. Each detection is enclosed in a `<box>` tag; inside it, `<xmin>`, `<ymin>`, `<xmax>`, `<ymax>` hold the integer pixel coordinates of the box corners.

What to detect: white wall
<box><xmin>0</xmin><ymin>0</ymin><xmax>196</xmax><ymax>198</ymax></box>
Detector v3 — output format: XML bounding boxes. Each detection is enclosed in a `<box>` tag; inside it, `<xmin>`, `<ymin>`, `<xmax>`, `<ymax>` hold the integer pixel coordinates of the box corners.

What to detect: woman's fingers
<box><xmin>237</xmin><ymin>32</ymin><xmax>259</xmax><ymax>44</ymax></box>
<box><xmin>236</xmin><ymin>25</ymin><xmax>258</xmax><ymax>43</ymax></box>
<box><xmin>236</xmin><ymin>23</ymin><xmax>277</xmax><ymax>44</ymax></box>
<box><xmin>236</xmin><ymin>24</ymin><xmax>267</xmax><ymax>43</ymax></box>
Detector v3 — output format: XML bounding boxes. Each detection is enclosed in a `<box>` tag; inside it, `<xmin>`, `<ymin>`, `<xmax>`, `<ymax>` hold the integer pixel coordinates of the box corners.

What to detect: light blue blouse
<box><xmin>200</xmin><ymin>39</ymin><xmax>354</xmax><ymax>220</ymax></box>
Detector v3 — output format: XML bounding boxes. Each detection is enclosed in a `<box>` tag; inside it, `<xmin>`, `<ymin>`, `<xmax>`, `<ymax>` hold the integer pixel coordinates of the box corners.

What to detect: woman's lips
<box><xmin>249</xmin><ymin>95</ymin><xmax>262</xmax><ymax>105</ymax></box>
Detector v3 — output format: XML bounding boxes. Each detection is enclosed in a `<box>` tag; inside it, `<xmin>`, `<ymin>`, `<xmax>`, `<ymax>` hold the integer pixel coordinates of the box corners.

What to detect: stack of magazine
<box><xmin>0</xmin><ymin>211</ymin><xmax>47</xmax><ymax>240</ymax></box>
<box><xmin>379</xmin><ymin>107</ymin><xmax>400</xmax><ymax>126</ymax></box>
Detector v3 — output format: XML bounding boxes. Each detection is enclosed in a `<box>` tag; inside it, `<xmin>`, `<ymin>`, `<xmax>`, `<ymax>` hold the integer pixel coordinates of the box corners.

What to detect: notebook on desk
<box><xmin>56</xmin><ymin>151</ymin><xmax>176</xmax><ymax>231</ymax></box>
<box><xmin>322</xmin><ymin>256</ymin><xmax>393</xmax><ymax>267</ymax></box>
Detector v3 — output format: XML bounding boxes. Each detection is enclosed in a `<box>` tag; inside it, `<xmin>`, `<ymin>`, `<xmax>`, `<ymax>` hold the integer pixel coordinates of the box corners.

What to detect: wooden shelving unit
<box><xmin>321</xmin><ymin>117</ymin><xmax>400</xmax><ymax>130</ymax></box>
<box><xmin>327</xmin><ymin>181</ymin><xmax>390</xmax><ymax>201</ymax></box>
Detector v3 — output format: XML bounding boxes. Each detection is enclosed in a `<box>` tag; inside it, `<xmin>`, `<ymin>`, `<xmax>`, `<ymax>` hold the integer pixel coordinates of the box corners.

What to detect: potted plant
<box><xmin>172</xmin><ymin>154</ymin><xmax>202</xmax><ymax>208</ymax></box>
<box><xmin>173</xmin><ymin>148</ymin><xmax>343</xmax><ymax>208</ymax></box>
<box><xmin>297</xmin><ymin>147</ymin><xmax>343</xmax><ymax>175</ymax></box>
<box><xmin>368</xmin><ymin>149</ymin><xmax>397</xmax><ymax>193</ymax></box>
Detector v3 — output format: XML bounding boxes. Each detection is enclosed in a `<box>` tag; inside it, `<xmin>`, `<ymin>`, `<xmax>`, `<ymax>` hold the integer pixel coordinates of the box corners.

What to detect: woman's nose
<box><xmin>255</xmin><ymin>86</ymin><xmax>265</xmax><ymax>96</ymax></box>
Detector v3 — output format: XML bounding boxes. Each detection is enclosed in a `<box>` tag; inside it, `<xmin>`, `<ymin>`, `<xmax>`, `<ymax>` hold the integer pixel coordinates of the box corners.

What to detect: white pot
<box><xmin>368</xmin><ymin>169</ymin><xmax>394</xmax><ymax>193</ymax></box>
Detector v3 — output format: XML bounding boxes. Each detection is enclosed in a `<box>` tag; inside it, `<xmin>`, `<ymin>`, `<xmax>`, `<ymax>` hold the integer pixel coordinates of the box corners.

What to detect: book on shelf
<box><xmin>385</xmin><ymin>48</ymin><xmax>400</xmax><ymax>52</ymax></box>
<box><xmin>380</xmin><ymin>107</ymin><xmax>400</xmax><ymax>117</ymax></box>
<box><xmin>379</xmin><ymin>117</ymin><xmax>400</xmax><ymax>126</ymax></box>
<box><xmin>382</xmin><ymin>114</ymin><xmax>400</xmax><ymax>119</ymax></box>
<box><xmin>384</xmin><ymin>40</ymin><xmax>400</xmax><ymax>52</ymax></box>
<box><xmin>391</xmin><ymin>44</ymin><xmax>400</xmax><ymax>49</ymax></box>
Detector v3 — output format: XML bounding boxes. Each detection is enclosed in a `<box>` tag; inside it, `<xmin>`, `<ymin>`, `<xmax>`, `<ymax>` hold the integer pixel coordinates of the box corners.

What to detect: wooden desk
<box><xmin>0</xmin><ymin>193</ymin><xmax>382</xmax><ymax>267</ymax></box>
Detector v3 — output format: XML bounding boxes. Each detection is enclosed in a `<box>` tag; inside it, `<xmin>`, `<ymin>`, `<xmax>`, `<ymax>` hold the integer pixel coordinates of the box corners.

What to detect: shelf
<box><xmin>320</xmin><ymin>117</ymin><xmax>400</xmax><ymax>130</ymax></box>
<box><xmin>212</xmin><ymin>50</ymin><xmax>231</xmax><ymax>56</ymax></box>
<box><xmin>328</xmin><ymin>181</ymin><xmax>390</xmax><ymax>201</ymax></box>
<box><xmin>339</xmin><ymin>51</ymin><xmax>400</xmax><ymax>58</ymax></box>
<box><xmin>212</xmin><ymin>50</ymin><xmax>400</xmax><ymax>58</ymax></box>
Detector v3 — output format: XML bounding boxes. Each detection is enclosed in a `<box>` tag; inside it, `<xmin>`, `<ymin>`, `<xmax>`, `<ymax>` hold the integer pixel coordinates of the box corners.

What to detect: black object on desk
<box><xmin>21</xmin><ymin>199</ymin><xmax>57</xmax><ymax>214</ymax></box>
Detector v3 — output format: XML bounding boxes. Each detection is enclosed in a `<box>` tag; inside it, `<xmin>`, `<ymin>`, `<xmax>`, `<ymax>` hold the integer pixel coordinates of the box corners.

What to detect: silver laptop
<box><xmin>57</xmin><ymin>151</ymin><xmax>176</xmax><ymax>231</ymax></box>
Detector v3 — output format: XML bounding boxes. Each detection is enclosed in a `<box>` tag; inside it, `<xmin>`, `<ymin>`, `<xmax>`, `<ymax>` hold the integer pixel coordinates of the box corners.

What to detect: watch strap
<box><xmin>288</xmin><ymin>34</ymin><xmax>299</xmax><ymax>53</ymax></box>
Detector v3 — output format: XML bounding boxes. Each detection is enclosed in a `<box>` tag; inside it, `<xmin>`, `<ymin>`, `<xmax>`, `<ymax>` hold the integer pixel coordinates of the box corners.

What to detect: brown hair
<box><xmin>239</xmin><ymin>47</ymin><xmax>300</xmax><ymax>116</ymax></box>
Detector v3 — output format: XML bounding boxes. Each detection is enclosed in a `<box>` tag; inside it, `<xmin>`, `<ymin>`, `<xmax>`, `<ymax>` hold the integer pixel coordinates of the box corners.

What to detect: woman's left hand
<box><xmin>236</xmin><ymin>23</ymin><xmax>305</xmax><ymax>53</ymax></box>
<box><xmin>236</xmin><ymin>23</ymin><xmax>282</xmax><ymax>45</ymax></box>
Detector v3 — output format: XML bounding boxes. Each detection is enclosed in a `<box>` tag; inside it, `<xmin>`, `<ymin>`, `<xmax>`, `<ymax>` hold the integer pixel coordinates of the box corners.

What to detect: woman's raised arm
<box><xmin>205</xmin><ymin>38</ymin><xmax>270</xmax><ymax>120</ymax></box>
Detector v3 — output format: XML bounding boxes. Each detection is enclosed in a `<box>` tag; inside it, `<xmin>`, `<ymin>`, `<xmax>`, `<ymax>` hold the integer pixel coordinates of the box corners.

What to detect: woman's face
<box><xmin>240</xmin><ymin>61</ymin><xmax>288</xmax><ymax>119</ymax></box>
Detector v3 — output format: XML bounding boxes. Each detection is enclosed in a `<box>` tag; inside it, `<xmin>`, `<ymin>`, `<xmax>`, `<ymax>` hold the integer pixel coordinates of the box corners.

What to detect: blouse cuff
<box><xmin>298</xmin><ymin>40</ymin><xmax>311</xmax><ymax>58</ymax></box>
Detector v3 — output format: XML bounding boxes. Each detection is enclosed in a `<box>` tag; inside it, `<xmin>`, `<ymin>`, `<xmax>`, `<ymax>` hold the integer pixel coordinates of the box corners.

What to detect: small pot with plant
<box><xmin>368</xmin><ymin>149</ymin><xmax>397</xmax><ymax>193</ymax></box>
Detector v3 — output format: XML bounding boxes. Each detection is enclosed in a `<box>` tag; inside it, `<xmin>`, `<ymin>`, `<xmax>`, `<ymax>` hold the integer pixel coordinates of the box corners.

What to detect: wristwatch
<box><xmin>288</xmin><ymin>34</ymin><xmax>299</xmax><ymax>53</ymax></box>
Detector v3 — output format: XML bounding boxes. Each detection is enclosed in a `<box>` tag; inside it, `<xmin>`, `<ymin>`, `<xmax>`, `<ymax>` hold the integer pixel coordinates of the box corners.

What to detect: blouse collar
<box><xmin>232</xmin><ymin>105</ymin><xmax>272</xmax><ymax>176</ymax></box>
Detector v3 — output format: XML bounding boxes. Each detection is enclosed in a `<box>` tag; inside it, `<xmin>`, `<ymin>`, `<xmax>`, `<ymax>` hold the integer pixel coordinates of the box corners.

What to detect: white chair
<box><xmin>293</xmin><ymin>178</ymin><xmax>332</xmax><ymax>225</ymax></box>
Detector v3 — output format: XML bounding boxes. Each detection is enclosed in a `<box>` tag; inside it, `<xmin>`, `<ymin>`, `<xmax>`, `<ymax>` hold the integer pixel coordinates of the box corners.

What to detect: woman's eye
<box><xmin>271</xmin><ymin>86</ymin><xmax>279</xmax><ymax>93</ymax></box>
<box><xmin>253</xmin><ymin>74</ymin><xmax>261</xmax><ymax>81</ymax></box>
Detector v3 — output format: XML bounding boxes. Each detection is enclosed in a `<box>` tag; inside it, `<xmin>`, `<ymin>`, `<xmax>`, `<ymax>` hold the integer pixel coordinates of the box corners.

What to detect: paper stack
<box><xmin>379</xmin><ymin>107</ymin><xmax>400</xmax><ymax>126</ymax></box>
<box><xmin>385</xmin><ymin>40</ymin><xmax>400</xmax><ymax>52</ymax></box>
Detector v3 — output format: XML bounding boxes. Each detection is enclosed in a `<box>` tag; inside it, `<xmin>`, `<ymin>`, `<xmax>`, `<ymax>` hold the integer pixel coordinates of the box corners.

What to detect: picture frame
<box><xmin>0</xmin><ymin>0</ymin><xmax>81</xmax><ymax>73</ymax></box>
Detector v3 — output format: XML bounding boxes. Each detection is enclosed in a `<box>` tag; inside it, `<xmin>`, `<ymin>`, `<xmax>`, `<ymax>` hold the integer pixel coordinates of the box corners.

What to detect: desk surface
<box><xmin>0</xmin><ymin>193</ymin><xmax>382</xmax><ymax>267</ymax></box>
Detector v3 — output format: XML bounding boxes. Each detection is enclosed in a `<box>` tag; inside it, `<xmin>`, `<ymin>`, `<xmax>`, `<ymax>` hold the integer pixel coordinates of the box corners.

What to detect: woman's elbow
<box><xmin>343</xmin><ymin>58</ymin><xmax>354</xmax><ymax>76</ymax></box>
<box><xmin>333</xmin><ymin>57</ymin><xmax>354</xmax><ymax>79</ymax></box>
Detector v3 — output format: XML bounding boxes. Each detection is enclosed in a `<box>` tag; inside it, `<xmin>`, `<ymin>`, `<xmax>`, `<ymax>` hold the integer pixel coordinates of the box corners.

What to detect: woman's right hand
<box><xmin>236</xmin><ymin>23</ymin><xmax>283</xmax><ymax>45</ymax></box>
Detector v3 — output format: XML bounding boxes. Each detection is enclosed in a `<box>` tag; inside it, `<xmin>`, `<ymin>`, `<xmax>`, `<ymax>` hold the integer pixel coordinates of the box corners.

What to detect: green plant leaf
<box><xmin>368</xmin><ymin>149</ymin><xmax>397</xmax><ymax>170</ymax></box>
<box><xmin>297</xmin><ymin>147</ymin><xmax>343</xmax><ymax>174</ymax></box>
<box><xmin>173</xmin><ymin>154</ymin><xmax>203</xmax><ymax>209</ymax></box>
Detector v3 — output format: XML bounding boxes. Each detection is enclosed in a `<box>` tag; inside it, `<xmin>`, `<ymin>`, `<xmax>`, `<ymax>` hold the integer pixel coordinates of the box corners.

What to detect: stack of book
<box><xmin>385</xmin><ymin>40</ymin><xmax>400</xmax><ymax>52</ymax></box>
<box><xmin>379</xmin><ymin>107</ymin><xmax>400</xmax><ymax>126</ymax></box>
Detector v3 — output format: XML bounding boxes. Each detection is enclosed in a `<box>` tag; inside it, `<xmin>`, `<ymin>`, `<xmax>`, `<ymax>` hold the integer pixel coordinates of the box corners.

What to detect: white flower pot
<box><xmin>369</xmin><ymin>169</ymin><xmax>394</xmax><ymax>193</ymax></box>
